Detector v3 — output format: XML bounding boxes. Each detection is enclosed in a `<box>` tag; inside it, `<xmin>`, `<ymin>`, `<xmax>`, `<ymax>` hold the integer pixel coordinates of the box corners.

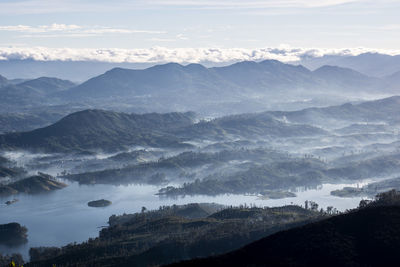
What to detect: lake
<box><xmin>0</xmin><ymin>180</ymin><xmax>369</xmax><ymax>260</ymax></box>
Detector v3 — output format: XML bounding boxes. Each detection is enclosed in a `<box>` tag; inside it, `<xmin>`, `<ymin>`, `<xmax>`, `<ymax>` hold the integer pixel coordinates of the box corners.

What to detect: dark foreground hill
<box><xmin>0</xmin><ymin>223</ymin><xmax>28</xmax><ymax>246</ymax></box>
<box><xmin>26</xmin><ymin>204</ymin><xmax>322</xmax><ymax>267</ymax></box>
<box><xmin>174</xmin><ymin>205</ymin><xmax>400</xmax><ymax>267</ymax></box>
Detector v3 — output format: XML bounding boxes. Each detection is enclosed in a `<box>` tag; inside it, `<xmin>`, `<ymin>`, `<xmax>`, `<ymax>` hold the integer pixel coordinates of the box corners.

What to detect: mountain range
<box><xmin>62</xmin><ymin>60</ymin><xmax>393</xmax><ymax>103</ymax></box>
<box><xmin>298</xmin><ymin>52</ymin><xmax>400</xmax><ymax>77</ymax></box>
<box><xmin>1</xmin><ymin>58</ymin><xmax>400</xmax><ymax>116</ymax></box>
<box><xmin>1</xmin><ymin>53</ymin><xmax>400</xmax><ymax>81</ymax></box>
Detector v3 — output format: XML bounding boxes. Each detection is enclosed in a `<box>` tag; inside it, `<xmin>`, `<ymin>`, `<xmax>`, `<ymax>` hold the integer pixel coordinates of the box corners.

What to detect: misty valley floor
<box><xmin>2</xmin><ymin>61</ymin><xmax>400</xmax><ymax>265</ymax></box>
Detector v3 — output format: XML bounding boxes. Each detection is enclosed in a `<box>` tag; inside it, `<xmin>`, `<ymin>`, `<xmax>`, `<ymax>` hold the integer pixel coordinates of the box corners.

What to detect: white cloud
<box><xmin>146</xmin><ymin>0</ymin><xmax>361</xmax><ymax>9</ymax></box>
<box><xmin>0</xmin><ymin>46</ymin><xmax>399</xmax><ymax>63</ymax></box>
<box><xmin>0</xmin><ymin>0</ymin><xmax>373</xmax><ymax>15</ymax></box>
<box><xmin>0</xmin><ymin>23</ymin><xmax>165</xmax><ymax>37</ymax></box>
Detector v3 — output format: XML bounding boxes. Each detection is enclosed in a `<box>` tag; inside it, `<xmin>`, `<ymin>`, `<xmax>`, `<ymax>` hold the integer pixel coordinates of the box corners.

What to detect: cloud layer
<box><xmin>0</xmin><ymin>46</ymin><xmax>399</xmax><ymax>63</ymax></box>
<box><xmin>0</xmin><ymin>23</ymin><xmax>165</xmax><ymax>38</ymax></box>
<box><xmin>0</xmin><ymin>0</ymin><xmax>367</xmax><ymax>15</ymax></box>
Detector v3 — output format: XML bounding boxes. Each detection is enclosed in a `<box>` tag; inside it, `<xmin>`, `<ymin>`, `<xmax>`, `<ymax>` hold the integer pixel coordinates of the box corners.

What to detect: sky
<box><xmin>0</xmin><ymin>0</ymin><xmax>399</xmax><ymax>63</ymax></box>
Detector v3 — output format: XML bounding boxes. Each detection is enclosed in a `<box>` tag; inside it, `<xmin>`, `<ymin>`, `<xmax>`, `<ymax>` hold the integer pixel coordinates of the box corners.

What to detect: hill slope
<box><xmin>0</xmin><ymin>173</ymin><xmax>67</xmax><ymax>197</ymax></box>
<box><xmin>175</xmin><ymin>205</ymin><xmax>400</xmax><ymax>267</ymax></box>
<box><xmin>0</xmin><ymin>109</ymin><xmax>195</xmax><ymax>152</ymax></box>
<box><xmin>269</xmin><ymin>95</ymin><xmax>400</xmax><ymax>127</ymax></box>
<box><xmin>0</xmin><ymin>77</ymin><xmax>75</xmax><ymax>108</ymax></box>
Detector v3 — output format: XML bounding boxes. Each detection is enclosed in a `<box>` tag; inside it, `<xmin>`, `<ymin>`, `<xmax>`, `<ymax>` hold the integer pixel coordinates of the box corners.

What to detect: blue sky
<box><xmin>0</xmin><ymin>0</ymin><xmax>399</xmax><ymax>62</ymax></box>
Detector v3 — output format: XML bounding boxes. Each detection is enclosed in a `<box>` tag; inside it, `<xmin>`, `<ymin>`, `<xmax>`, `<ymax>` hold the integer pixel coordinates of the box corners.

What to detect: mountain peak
<box><xmin>184</xmin><ymin>63</ymin><xmax>207</xmax><ymax>70</ymax></box>
<box><xmin>314</xmin><ymin>65</ymin><xmax>368</xmax><ymax>78</ymax></box>
<box><xmin>259</xmin><ymin>59</ymin><xmax>283</xmax><ymax>65</ymax></box>
<box><xmin>149</xmin><ymin>62</ymin><xmax>184</xmax><ymax>71</ymax></box>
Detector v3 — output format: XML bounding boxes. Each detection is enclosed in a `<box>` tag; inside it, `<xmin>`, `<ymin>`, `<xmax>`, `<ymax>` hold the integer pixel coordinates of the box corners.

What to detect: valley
<box><xmin>2</xmin><ymin>59</ymin><xmax>400</xmax><ymax>265</ymax></box>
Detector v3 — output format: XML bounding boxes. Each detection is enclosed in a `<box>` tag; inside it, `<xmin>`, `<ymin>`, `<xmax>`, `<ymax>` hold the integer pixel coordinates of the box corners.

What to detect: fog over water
<box><xmin>2</xmin><ymin>89</ymin><xmax>400</xmax><ymax>263</ymax></box>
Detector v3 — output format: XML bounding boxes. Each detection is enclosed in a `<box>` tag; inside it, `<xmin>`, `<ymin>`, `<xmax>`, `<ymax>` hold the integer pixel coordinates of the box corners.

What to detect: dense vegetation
<box><xmin>160</xmin><ymin>153</ymin><xmax>400</xmax><ymax>196</ymax></box>
<box><xmin>87</xmin><ymin>199</ymin><xmax>112</xmax><ymax>207</ymax></box>
<box><xmin>0</xmin><ymin>253</ymin><xmax>24</xmax><ymax>267</ymax></box>
<box><xmin>26</xmin><ymin>203</ymin><xmax>323</xmax><ymax>267</ymax></box>
<box><xmin>0</xmin><ymin>156</ymin><xmax>26</xmax><ymax>180</ymax></box>
<box><xmin>0</xmin><ymin>223</ymin><xmax>28</xmax><ymax>246</ymax></box>
<box><xmin>172</xmin><ymin>190</ymin><xmax>400</xmax><ymax>267</ymax></box>
<box><xmin>2</xmin><ymin>60</ymin><xmax>400</xmax><ymax>267</ymax></box>
<box><xmin>66</xmin><ymin>148</ymin><xmax>290</xmax><ymax>185</ymax></box>
<box><xmin>0</xmin><ymin>110</ymin><xmax>195</xmax><ymax>153</ymax></box>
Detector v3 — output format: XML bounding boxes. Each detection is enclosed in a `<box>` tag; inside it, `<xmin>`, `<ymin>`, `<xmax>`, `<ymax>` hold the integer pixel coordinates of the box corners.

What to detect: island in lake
<box><xmin>331</xmin><ymin>177</ymin><xmax>400</xmax><ymax>198</ymax></box>
<box><xmin>5</xmin><ymin>198</ymin><xmax>18</xmax><ymax>205</ymax></box>
<box><xmin>88</xmin><ymin>199</ymin><xmax>112</xmax><ymax>207</ymax></box>
<box><xmin>0</xmin><ymin>172</ymin><xmax>67</xmax><ymax>197</ymax></box>
<box><xmin>0</xmin><ymin>222</ymin><xmax>28</xmax><ymax>246</ymax></box>
<box><xmin>259</xmin><ymin>190</ymin><xmax>296</xmax><ymax>199</ymax></box>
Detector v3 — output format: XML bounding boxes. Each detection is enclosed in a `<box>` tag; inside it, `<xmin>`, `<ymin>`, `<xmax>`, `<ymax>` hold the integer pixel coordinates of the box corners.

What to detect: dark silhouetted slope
<box><xmin>26</xmin><ymin>205</ymin><xmax>321</xmax><ymax>267</ymax></box>
<box><xmin>175</xmin><ymin>205</ymin><xmax>400</xmax><ymax>267</ymax></box>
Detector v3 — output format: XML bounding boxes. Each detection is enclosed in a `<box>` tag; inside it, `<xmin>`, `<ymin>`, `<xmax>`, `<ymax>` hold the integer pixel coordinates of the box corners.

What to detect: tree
<box><xmin>326</xmin><ymin>206</ymin><xmax>333</xmax><ymax>214</ymax></box>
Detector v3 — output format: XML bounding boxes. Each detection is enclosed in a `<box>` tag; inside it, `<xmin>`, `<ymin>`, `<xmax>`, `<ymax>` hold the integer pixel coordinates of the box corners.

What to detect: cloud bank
<box><xmin>0</xmin><ymin>0</ymin><xmax>369</xmax><ymax>15</ymax></box>
<box><xmin>0</xmin><ymin>46</ymin><xmax>399</xmax><ymax>63</ymax></box>
<box><xmin>0</xmin><ymin>23</ymin><xmax>165</xmax><ymax>38</ymax></box>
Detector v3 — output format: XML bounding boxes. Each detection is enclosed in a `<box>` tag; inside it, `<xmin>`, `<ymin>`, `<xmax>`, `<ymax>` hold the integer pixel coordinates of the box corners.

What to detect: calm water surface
<box><xmin>0</xmin><ymin>180</ymin><xmax>370</xmax><ymax>260</ymax></box>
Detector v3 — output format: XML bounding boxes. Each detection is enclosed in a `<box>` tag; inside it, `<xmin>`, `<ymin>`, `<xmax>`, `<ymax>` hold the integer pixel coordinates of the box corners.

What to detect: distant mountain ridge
<box><xmin>63</xmin><ymin>60</ymin><xmax>391</xmax><ymax>102</ymax></box>
<box><xmin>299</xmin><ymin>52</ymin><xmax>400</xmax><ymax>77</ymax></box>
<box><xmin>1</xmin><ymin>59</ymin><xmax>400</xmax><ymax>115</ymax></box>
<box><xmin>2</xmin><ymin>58</ymin><xmax>400</xmax><ymax>117</ymax></box>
